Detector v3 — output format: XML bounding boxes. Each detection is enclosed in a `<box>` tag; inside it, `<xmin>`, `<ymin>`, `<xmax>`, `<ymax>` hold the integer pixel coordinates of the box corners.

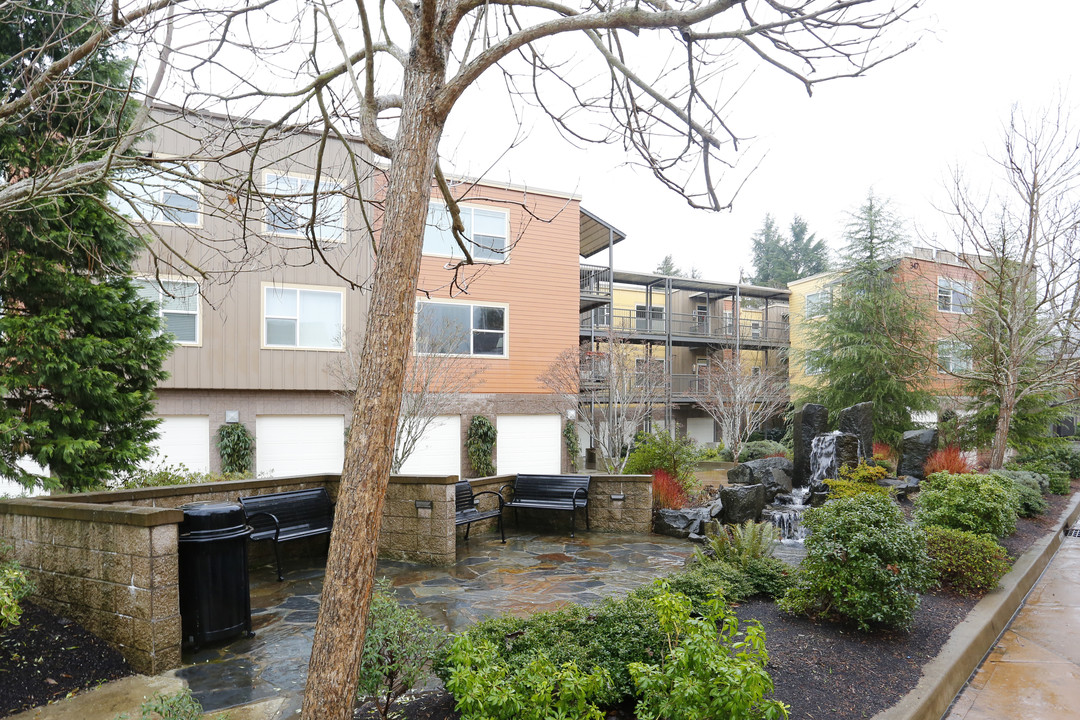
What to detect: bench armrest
<box><xmin>573</xmin><ymin>487</ymin><xmax>588</xmax><ymax>503</ymax></box>
<box><xmin>472</xmin><ymin>490</ymin><xmax>505</xmax><ymax>509</ymax></box>
<box><xmin>245</xmin><ymin>511</ymin><xmax>282</xmax><ymax>542</ymax></box>
<box><xmin>497</xmin><ymin>484</ymin><xmax>513</xmax><ymax>499</ymax></box>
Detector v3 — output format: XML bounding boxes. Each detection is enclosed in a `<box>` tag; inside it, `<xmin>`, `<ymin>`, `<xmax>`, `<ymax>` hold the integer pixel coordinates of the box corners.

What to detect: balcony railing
<box><xmin>580</xmin><ymin>264</ymin><xmax>612</xmax><ymax>295</ymax></box>
<box><xmin>580</xmin><ymin>308</ymin><xmax>789</xmax><ymax>344</ymax></box>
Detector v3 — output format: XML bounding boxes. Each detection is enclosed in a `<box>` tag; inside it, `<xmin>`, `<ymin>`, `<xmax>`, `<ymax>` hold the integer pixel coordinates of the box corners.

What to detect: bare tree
<box><xmin>541</xmin><ymin>332</ymin><xmax>666</xmax><ymax>473</ymax></box>
<box><xmin>935</xmin><ymin>103</ymin><xmax>1080</xmax><ymax>468</ymax></box>
<box><xmin>693</xmin><ymin>354</ymin><xmax>789</xmax><ymax>462</ymax></box>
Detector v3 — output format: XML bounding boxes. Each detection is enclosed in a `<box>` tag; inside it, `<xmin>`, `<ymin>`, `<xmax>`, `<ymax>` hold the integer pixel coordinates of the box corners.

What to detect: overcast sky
<box><xmin>436</xmin><ymin>0</ymin><xmax>1080</xmax><ymax>283</ymax></box>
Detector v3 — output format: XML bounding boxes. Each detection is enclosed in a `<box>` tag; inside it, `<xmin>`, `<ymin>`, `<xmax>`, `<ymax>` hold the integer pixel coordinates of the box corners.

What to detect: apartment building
<box><xmin>132</xmin><ymin>108</ymin><xmax>607</xmax><ymax>477</ymax></box>
<box><xmin>787</xmin><ymin>246</ymin><xmax>980</xmax><ymax>418</ymax></box>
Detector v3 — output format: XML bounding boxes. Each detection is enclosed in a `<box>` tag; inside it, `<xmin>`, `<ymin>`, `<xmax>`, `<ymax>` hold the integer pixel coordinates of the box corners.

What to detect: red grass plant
<box><xmin>872</xmin><ymin>441</ymin><xmax>896</xmax><ymax>462</ymax></box>
<box><xmin>924</xmin><ymin>446</ymin><xmax>973</xmax><ymax>476</ymax></box>
<box><xmin>652</xmin><ymin>469</ymin><xmax>688</xmax><ymax>510</ymax></box>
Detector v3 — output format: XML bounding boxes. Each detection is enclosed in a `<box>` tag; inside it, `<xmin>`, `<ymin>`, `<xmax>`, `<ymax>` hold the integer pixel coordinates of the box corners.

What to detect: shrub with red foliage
<box><xmin>652</xmin><ymin>469</ymin><xmax>688</xmax><ymax>510</ymax></box>
<box><xmin>924</xmin><ymin>446</ymin><xmax>973</xmax><ymax>476</ymax></box>
<box><xmin>872</xmin><ymin>442</ymin><xmax>896</xmax><ymax>462</ymax></box>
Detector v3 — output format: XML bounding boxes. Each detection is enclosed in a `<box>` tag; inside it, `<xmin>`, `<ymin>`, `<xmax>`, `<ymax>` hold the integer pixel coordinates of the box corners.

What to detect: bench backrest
<box><xmin>454</xmin><ymin>481</ymin><xmax>477</xmax><ymax>514</ymax></box>
<box><xmin>239</xmin><ymin>488</ymin><xmax>333</xmax><ymax>531</ymax></box>
<box><xmin>513</xmin><ymin>474</ymin><xmax>590</xmax><ymax>501</ymax></box>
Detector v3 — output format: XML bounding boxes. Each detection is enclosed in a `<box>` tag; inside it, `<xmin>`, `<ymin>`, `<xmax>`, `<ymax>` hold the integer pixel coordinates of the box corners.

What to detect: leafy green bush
<box><xmin>993</xmin><ymin>472</ymin><xmax>1048</xmax><ymax>517</ymax></box>
<box><xmin>466</xmin><ymin>415</ymin><xmax>497</xmax><ymax>477</ymax></box>
<box><xmin>114</xmin><ymin>688</ymin><xmax>229</xmax><ymax>720</ymax></box>
<box><xmin>663</xmin><ymin>558</ymin><xmax>791</xmax><ymax>605</ymax></box>
<box><xmin>1008</xmin><ymin>455</ymin><xmax>1072</xmax><ymax>494</ymax></box>
<box><xmin>737</xmin><ymin>440</ymin><xmax>789</xmax><ymax>463</ymax></box>
<box><xmin>779</xmin><ymin>493</ymin><xmax>933</xmax><ymax>630</ymax></box>
<box><xmin>357</xmin><ymin>579</ymin><xmax>447</xmax><ymax>719</ymax></box>
<box><xmin>923</xmin><ymin>525</ymin><xmax>1011</xmax><ymax>596</ymax></box>
<box><xmin>824</xmin><ymin>478</ymin><xmax>893</xmax><ymax>500</ymax></box>
<box><xmin>217</xmin><ymin>423</ymin><xmax>254</xmax><ymax>474</ymax></box>
<box><xmin>628</xmin><ymin>587</ymin><xmax>789</xmax><ymax>720</ymax></box>
<box><xmin>444</xmin><ymin>633</ymin><xmax>611</xmax><ymax>720</ymax></box>
<box><xmin>624</xmin><ymin>431</ymin><xmax>703</xmax><ymax>488</ymax></box>
<box><xmin>699</xmin><ymin>446</ymin><xmax>723</xmax><ymax>461</ymax></box>
<box><xmin>838</xmin><ymin>461</ymin><xmax>889</xmax><ymax>484</ymax></box>
<box><xmin>718</xmin><ymin>447</ymin><xmax>735</xmax><ymax>462</ymax></box>
<box><xmin>1016</xmin><ymin>444</ymin><xmax>1080</xmax><ymax>479</ymax></box>
<box><xmin>992</xmin><ymin>469</ymin><xmax>1050</xmax><ymax>494</ymax></box>
<box><xmin>1</xmin><ymin>547</ymin><xmax>33</xmax><ymax>629</ymax></box>
<box><xmin>914</xmin><ymin>472</ymin><xmax>1019</xmax><ymax>538</ymax></box>
<box><xmin>113</xmin><ymin>462</ymin><xmax>249</xmax><ymax>489</ymax></box>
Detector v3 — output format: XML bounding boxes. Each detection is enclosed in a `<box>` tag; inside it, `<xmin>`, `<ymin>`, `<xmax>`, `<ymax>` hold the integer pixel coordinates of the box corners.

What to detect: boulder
<box><xmin>793</xmin><ymin>404</ymin><xmax>829</xmax><ymax>487</ymax></box>
<box><xmin>705</xmin><ymin>497</ymin><xmax>724</xmax><ymax>519</ymax></box>
<box><xmin>836</xmin><ymin>432</ymin><xmax>861</xmax><ymax>471</ymax></box>
<box><xmin>898</xmin><ymin>429</ymin><xmax>938</xmax><ymax>479</ymax></box>
<box><xmin>653</xmin><ymin>507</ymin><xmax>711</xmax><ymax>538</ymax></box>
<box><xmin>838</xmin><ymin>402</ymin><xmax>874</xmax><ymax>463</ymax></box>
<box><xmin>728</xmin><ymin>457</ymin><xmax>793</xmax><ymax>486</ymax></box>
<box><xmin>720</xmin><ymin>483</ymin><xmax>766</xmax><ymax>525</ymax></box>
<box><xmin>762</xmin><ymin>468</ymin><xmax>794</xmax><ymax>503</ymax></box>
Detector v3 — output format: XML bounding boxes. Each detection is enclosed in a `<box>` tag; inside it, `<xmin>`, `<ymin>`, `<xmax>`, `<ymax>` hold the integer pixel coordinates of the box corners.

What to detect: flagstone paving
<box><xmin>176</xmin><ymin>531</ymin><xmax>694</xmax><ymax>714</ymax></box>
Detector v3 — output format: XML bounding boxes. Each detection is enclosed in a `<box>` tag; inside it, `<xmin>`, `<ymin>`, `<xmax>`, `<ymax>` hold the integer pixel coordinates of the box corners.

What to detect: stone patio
<box><xmin>177</xmin><ymin>531</ymin><xmax>694</xmax><ymax>714</ymax></box>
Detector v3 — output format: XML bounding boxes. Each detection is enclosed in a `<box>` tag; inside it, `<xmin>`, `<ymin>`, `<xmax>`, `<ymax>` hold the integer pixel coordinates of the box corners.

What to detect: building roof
<box><xmin>579</xmin><ymin>208</ymin><xmax>627</xmax><ymax>258</ymax></box>
<box><xmin>611</xmin><ymin>269</ymin><xmax>790</xmax><ymax>301</ymax></box>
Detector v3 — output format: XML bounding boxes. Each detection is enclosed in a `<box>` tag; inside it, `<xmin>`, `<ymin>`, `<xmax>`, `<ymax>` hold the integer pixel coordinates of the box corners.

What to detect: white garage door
<box><xmin>397</xmin><ymin>415</ymin><xmax>461</xmax><ymax>476</ymax></box>
<box><xmin>687</xmin><ymin>417</ymin><xmax>715</xmax><ymax>446</ymax></box>
<box><xmin>256</xmin><ymin>415</ymin><xmax>345</xmax><ymax>477</ymax></box>
<box><xmin>148</xmin><ymin>416</ymin><xmax>211</xmax><ymax>473</ymax></box>
<box><xmin>497</xmin><ymin>414</ymin><xmax>561</xmax><ymax>475</ymax></box>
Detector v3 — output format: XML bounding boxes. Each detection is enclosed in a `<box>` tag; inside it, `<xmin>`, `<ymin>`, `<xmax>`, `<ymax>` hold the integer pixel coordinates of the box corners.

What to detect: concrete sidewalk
<box><xmin>944</xmin><ymin>531</ymin><xmax>1080</xmax><ymax>720</ymax></box>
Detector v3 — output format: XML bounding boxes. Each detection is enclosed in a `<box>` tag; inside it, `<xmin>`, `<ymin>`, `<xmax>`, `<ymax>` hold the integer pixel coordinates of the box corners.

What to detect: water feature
<box><xmin>809</xmin><ymin>430</ymin><xmax>842</xmax><ymax>485</ymax></box>
<box><xmin>763</xmin><ymin>486</ymin><xmax>810</xmax><ymax>542</ymax></box>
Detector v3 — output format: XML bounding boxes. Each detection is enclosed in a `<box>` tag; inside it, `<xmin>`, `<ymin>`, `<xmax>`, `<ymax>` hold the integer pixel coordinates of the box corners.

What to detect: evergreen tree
<box><xmin>0</xmin><ymin>0</ymin><xmax>172</xmax><ymax>491</ymax></box>
<box><xmin>787</xmin><ymin>216</ymin><xmax>830</xmax><ymax>279</ymax></box>
<box><xmin>750</xmin><ymin>214</ymin><xmax>829</xmax><ymax>287</ymax></box>
<box><xmin>796</xmin><ymin>192</ymin><xmax>934</xmax><ymax>448</ymax></box>
<box><xmin>655</xmin><ymin>254</ymin><xmax>685</xmax><ymax>277</ymax></box>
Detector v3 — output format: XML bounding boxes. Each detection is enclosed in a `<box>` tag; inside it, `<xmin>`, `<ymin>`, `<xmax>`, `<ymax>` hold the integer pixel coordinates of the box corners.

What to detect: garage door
<box><xmin>150</xmin><ymin>416</ymin><xmax>210</xmax><ymax>473</ymax></box>
<box><xmin>397</xmin><ymin>415</ymin><xmax>461</xmax><ymax>476</ymax></box>
<box><xmin>687</xmin><ymin>417</ymin><xmax>715</xmax><ymax>446</ymax></box>
<box><xmin>256</xmin><ymin>415</ymin><xmax>345</xmax><ymax>477</ymax></box>
<box><xmin>497</xmin><ymin>414</ymin><xmax>561</xmax><ymax>475</ymax></box>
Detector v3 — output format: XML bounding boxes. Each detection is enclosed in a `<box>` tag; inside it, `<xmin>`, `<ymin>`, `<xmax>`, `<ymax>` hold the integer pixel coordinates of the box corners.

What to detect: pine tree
<box><xmin>750</xmin><ymin>214</ymin><xmax>829</xmax><ymax>287</ymax></box>
<box><xmin>0</xmin><ymin>0</ymin><xmax>172</xmax><ymax>491</ymax></box>
<box><xmin>655</xmin><ymin>254</ymin><xmax>684</xmax><ymax>277</ymax></box>
<box><xmin>796</xmin><ymin>192</ymin><xmax>934</xmax><ymax>448</ymax></box>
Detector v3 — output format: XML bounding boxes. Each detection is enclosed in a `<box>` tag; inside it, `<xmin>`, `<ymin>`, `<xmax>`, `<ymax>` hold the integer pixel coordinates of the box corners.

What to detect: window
<box><xmin>938</xmin><ymin>340</ymin><xmax>972</xmax><ymax>373</ymax></box>
<box><xmin>805</xmin><ymin>350</ymin><xmax>828</xmax><ymax>376</ymax></box>
<box><xmin>938</xmin><ymin>277</ymin><xmax>972</xmax><ymax>314</ymax></box>
<box><xmin>117</xmin><ymin>161</ymin><xmax>202</xmax><ymax>226</ymax></box>
<box><xmin>264</xmin><ymin>286</ymin><xmax>344</xmax><ymax>349</ymax></box>
<box><xmin>635</xmin><ymin>304</ymin><xmax>664</xmax><ymax>331</ymax></box>
<box><xmin>805</xmin><ymin>290</ymin><xmax>831</xmax><ymax>318</ymax></box>
<box><xmin>416</xmin><ymin>301</ymin><xmax>506</xmax><ymax>357</ymax></box>
<box><xmin>135</xmin><ymin>278</ymin><xmax>200</xmax><ymax>344</ymax></box>
<box><xmin>751</xmin><ymin>320</ymin><xmax>762</xmax><ymax>338</ymax></box>
<box><xmin>264</xmin><ymin>173</ymin><xmax>345</xmax><ymax>242</ymax></box>
<box><xmin>423</xmin><ymin>202</ymin><xmax>508</xmax><ymax>262</ymax></box>
<box><xmin>591</xmin><ymin>305</ymin><xmax>611</xmax><ymax>327</ymax></box>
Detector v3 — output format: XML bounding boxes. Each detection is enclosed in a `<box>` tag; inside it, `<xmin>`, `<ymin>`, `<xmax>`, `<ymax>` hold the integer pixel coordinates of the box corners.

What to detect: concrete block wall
<box><xmin>0</xmin><ymin>500</ymin><xmax>184</xmax><ymax>674</ymax></box>
<box><xmin>378</xmin><ymin>476</ymin><xmax>458</xmax><ymax>565</ymax></box>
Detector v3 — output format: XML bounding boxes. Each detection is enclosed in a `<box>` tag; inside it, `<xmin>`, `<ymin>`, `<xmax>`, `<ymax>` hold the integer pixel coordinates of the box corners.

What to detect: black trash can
<box><xmin>178</xmin><ymin>501</ymin><xmax>253</xmax><ymax>650</ymax></box>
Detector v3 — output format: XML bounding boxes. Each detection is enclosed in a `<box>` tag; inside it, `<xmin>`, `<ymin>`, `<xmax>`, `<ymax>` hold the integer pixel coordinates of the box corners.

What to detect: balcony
<box><xmin>580</xmin><ymin>264</ymin><xmax>612</xmax><ymax>312</ymax></box>
<box><xmin>580</xmin><ymin>308</ymin><xmax>789</xmax><ymax>347</ymax></box>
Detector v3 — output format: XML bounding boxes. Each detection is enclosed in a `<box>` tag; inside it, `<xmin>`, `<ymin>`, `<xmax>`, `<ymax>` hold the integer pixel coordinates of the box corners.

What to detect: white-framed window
<box><xmin>263</xmin><ymin>285</ymin><xmax>344</xmax><ymax>350</ymax></box>
<box><xmin>416</xmin><ymin>300</ymin><xmax>507</xmax><ymax>357</ymax></box>
<box><xmin>635</xmin><ymin>304</ymin><xmax>664</xmax><ymax>331</ymax></box>
<box><xmin>116</xmin><ymin>160</ymin><xmax>202</xmax><ymax>226</ymax></box>
<box><xmin>805</xmin><ymin>350</ymin><xmax>828</xmax><ymax>376</ymax></box>
<box><xmin>591</xmin><ymin>305</ymin><xmax>611</xmax><ymax>327</ymax></box>
<box><xmin>805</xmin><ymin>290</ymin><xmax>831</xmax><ymax>318</ymax></box>
<box><xmin>423</xmin><ymin>201</ymin><xmax>508</xmax><ymax>262</ymax></box>
<box><xmin>134</xmin><ymin>278</ymin><xmax>200</xmax><ymax>344</ymax></box>
<box><xmin>751</xmin><ymin>320</ymin><xmax>762</xmax><ymax>338</ymax></box>
<box><xmin>263</xmin><ymin>172</ymin><xmax>345</xmax><ymax>243</ymax></box>
<box><xmin>938</xmin><ymin>277</ymin><xmax>972</xmax><ymax>314</ymax></box>
<box><xmin>938</xmin><ymin>340</ymin><xmax>972</xmax><ymax>373</ymax></box>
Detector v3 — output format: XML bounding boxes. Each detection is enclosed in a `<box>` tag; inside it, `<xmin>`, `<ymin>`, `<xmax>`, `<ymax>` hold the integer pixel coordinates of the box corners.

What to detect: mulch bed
<box><xmin>4</xmin><ymin>485</ymin><xmax>1076</xmax><ymax>720</ymax></box>
<box><xmin>0</xmin><ymin>603</ymin><xmax>131</xmax><ymax>717</ymax></box>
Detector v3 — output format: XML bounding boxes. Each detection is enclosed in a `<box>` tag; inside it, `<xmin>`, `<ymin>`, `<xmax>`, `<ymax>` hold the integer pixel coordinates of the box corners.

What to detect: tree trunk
<box><xmin>988</xmin><ymin>397</ymin><xmax>1016</xmax><ymax>470</ymax></box>
<box><xmin>301</xmin><ymin>61</ymin><xmax>445</xmax><ymax>720</ymax></box>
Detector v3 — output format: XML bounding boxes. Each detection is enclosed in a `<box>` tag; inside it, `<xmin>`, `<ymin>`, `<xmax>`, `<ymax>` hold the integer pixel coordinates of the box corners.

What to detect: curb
<box><xmin>873</xmin><ymin>491</ymin><xmax>1080</xmax><ymax>720</ymax></box>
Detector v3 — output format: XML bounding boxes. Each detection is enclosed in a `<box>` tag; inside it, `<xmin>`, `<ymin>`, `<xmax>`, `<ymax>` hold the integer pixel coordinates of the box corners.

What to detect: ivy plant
<box><xmin>217</xmin><ymin>423</ymin><xmax>254</xmax><ymax>475</ymax></box>
<box><xmin>564</xmin><ymin>419</ymin><xmax>581</xmax><ymax>471</ymax></box>
<box><xmin>466</xmin><ymin>415</ymin><xmax>497</xmax><ymax>477</ymax></box>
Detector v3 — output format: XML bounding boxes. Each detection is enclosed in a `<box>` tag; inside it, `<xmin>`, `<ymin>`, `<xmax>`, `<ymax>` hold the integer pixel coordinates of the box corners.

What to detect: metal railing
<box><xmin>580</xmin><ymin>308</ymin><xmax>789</xmax><ymax>343</ymax></box>
<box><xmin>580</xmin><ymin>264</ymin><xmax>612</xmax><ymax>295</ymax></box>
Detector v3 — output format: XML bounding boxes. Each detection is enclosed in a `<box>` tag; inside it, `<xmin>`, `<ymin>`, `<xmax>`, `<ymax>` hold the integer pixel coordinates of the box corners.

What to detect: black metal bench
<box><xmin>500</xmin><ymin>474</ymin><xmax>590</xmax><ymax>537</ymax></box>
<box><xmin>455</xmin><ymin>480</ymin><xmax>505</xmax><ymax>543</ymax></box>
<box><xmin>238</xmin><ymin>488</ymin><xmax>334</xmax><ymax>581</ymax></box>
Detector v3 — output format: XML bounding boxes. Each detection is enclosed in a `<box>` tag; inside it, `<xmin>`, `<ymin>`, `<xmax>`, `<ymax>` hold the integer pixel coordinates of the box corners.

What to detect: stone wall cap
<box><xmin>0</xmin><ymin>498</ymin><xmax>184</xmax><ymax>526</ymax></box>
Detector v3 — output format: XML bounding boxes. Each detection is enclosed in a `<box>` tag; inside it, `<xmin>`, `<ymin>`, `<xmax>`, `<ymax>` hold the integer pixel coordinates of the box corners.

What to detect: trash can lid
<box><xmin>180</xmin><ymin>501</ymin><xmax>247</xmax><ymax>536</ymax></box>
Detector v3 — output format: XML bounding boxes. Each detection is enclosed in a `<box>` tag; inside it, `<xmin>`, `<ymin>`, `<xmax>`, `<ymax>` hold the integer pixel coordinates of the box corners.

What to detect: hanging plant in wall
<box><xmin>465</xmin><ymin>416</ymin><xmax>497</xmax><ymax>477</ymax></box>
<box><xmin>217</xmin><ymin>423</ymin><xmax>255</xmax><ymax>475</ymax></box>
<box><xmin>563</xmin><ymin>419</ymin><xmax>580</xmax><ymax>472</ymax></box>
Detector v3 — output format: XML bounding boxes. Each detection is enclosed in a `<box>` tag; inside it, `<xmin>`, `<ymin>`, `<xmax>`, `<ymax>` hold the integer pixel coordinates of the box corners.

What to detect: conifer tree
<box><xmin>796</xmin><ymin>192</ymin><xmax>934</xmax><ymax>448</ymax></box>
<box><xmin>750</xmin><ymin>214</ymin><xmax>830</xmax><ymax>287</ymax></box>
<box><xmin>0</xmin><ymin>0</ymin><xmax>172</xmax><ymax>491</ymax></box>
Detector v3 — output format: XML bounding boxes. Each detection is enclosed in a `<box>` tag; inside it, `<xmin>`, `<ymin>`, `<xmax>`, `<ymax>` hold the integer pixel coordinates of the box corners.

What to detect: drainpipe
<box><xmin>665</xmin><ymin>276</ymin><xmax>673</xmax><ymax>430</ymax></box>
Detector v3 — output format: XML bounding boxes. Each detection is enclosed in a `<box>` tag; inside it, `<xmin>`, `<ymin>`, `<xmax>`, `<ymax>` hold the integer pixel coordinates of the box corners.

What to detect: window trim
<box><xmin>124</xmin><ymin>157</ymin><xmax>204</xmax><ymax>228</ymax></box>
<box><xmin>635</xmin><ymin>303</ymin><xmax>665</xmax><ymax>332</ymax></box>
<box><xmin>261</xmin><ymin>282</ymin><xmax>346</xmax><ymax>351</ymax></box>
<box><xmin>261</xmin><ymin>170</ymin><xmax>347</xmax><ymax>243</ymax></box>
<box><xmin>421</xmin><ymin>200</ymin><xmax>510</xmax><ymax>264</ymax></box>
<box><xmin>134</xmin><ymin>276</ymin><xmax>201</xmax><ymax>346</ymax></box>
<box><xmin>805</xmin><ymin>289</ymin><xmax>831</xmax><ymax>318</ymax></box>
<box><xmin>414</xmin><ymin>298</ymin><xmax>510</xmax><ymax>359</ymax></box>
<box><xmin>938</xmin><ymin>276</ymin><xmax>973</xmax><ymax>314</ymax></box>
<box><xmin>937</xmin><ymin>339</ymin><xmax>972</xmax><ymax>374</ymax></box>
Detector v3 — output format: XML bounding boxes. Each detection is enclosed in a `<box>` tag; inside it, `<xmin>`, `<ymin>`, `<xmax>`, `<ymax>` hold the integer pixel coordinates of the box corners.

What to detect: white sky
<box><xmin>437</xmin><ymin>0</ymin><xmax>1080</xmax><ymax>282</ymax></box>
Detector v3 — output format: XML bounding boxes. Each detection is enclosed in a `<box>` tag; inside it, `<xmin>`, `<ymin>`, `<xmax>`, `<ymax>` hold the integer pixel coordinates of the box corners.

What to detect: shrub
<box><xmin>837</xmin><ymin>461</ymin><xmax>888</xmax><ymax>484</ymax></box>
<box><xmin>628</xmin><ymin>587</ymin><xmax>789</xmax><ymax>720</ymax></box>
<box><xmin>114</xmin><ymin>688</ymin><xmax>228</xmax><ymax>720</ymax></box>
<box><xmin>872</xmin><ymin>442</ymin><xmax>898</xmax><ymax>475</ymax></box>
<box><xmin>915</xmin><ymin>472</ymin><xmax>1019</xmax><ymax>538</ymax></box>
<box><xmin>994</xmin><ymin>472</ymin><xmax>1048</xmax><ymax>517</ymax></box>
<box><xmin>737</xmin><ymin>440</ymin><xmax>789</xmax><ymax>463</ymax></box>
<box><xmin>466</xmin><ymin>415</ymin><xmax>497</xmax><ymax>477</ymax></box>
<box><xmin>779</xmin><ymin>493</ymin><xmax>933</xmax><ymax>630</ymax></box>
<box><xmin>357</xmin><ymin>579</ymin><xmax>448</xmax><ymax>719</ymax></box>
<box><xmin>694</xmin><ymin>521</ymin><xmax>777</xmax><ymax>567</ymax></box>
<box><xmin>0</xmin><ymin>548</ymin><xmax>33</xmax><ymax>629</ymax></box>
<box><xmin>718</xmin><ymin>447</ymin><xmax>735</xmax><ymax>462</ymax></box>
<box><xmin>924</xmin><ymin>446</ymin><xmax>973</xmax><ymax>476</ymax></box>
<box><xmin>1008</xmin><ymin>455</ymin><xmax>1071</xmax><ymax>495</ymax></box>
<box><xmin>217</xmin><ymin>423</ymin><xmax>254</xmax><ymax>474</ymax></box>
<box><xmin>699</xmin><ymin>446</ymin><xmax>723</xmax><ymax>461</ymax></box>
<box><xmin>113</xmin><ymin>463</ymin><xmax>248</xmax><ymax>489</ymax></box>
<box><xmin>924</xmin><ymin>526</ymin><xmax>1011</xmax><ymax>596</ymax></box>
<box><xmin>624</xmin><ymin>431</ymin><xmax>703</xmax><ymax>488</ymax></box>
<box><xmin>823</xmin><ymin>478</ymin><xmax>892</xmax><ymax>500</ymax></box>
<box><xmin>652</xmin><ymin>470</ymin><xmax>688</xmax><ymax>510</ymax></box>
<box><xmin>1016</xmin><ymin>444</ymin><xmax>1080</xmax><ymax>479</ymax></box>
<box><xmin>992</xmin><ymin>468</ymin><xmax>1050</xmax><ymax>494</ymax></box>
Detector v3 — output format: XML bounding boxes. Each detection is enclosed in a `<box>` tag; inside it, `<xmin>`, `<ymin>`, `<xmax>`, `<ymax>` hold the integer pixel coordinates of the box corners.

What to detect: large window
<box><xmin>117</xmin><ymin>161</ymin><xmax>202</xmax><ymax>226</ymax></box>
<box><xmin>264</xmin><ymin>286</ymin><xmax>344</xmax><ymax>349</ymax></box>
<box><xmin>938</xmin><ymin>277</ymin><xmax>972</xmax><ymax>314</ymax></box>
<box><xmin>938</xmin><ymin>340</ymin><xmax>972</xmax><ymax>373</ymax></box>
<box><xmin>635</xmin><ymin>304</ymin><xmax>664</xmax><ymax>331</ymax></box>
<box><xmin>135</xmin><ymin>278</ymin><xmax>200</xmax><ymax>344</ymax></box>
<box><xmin>423</xmin><ymin>202</ymin><xmax>508</xmax><ymax>261</ymax></box>
<box><xmin>264</xmin><ymin>173</ymin><xmax>345</xmax><ymax>242</ymax></box>
<box><xmin>805</xmin><ymin>290</ymin><xmax>831</xmax><ymax>318</ymax></box>
<box><xmin>416</xmin><ymin>301</ymin><xmax>506</xmax><ymax>357</ymax></box>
